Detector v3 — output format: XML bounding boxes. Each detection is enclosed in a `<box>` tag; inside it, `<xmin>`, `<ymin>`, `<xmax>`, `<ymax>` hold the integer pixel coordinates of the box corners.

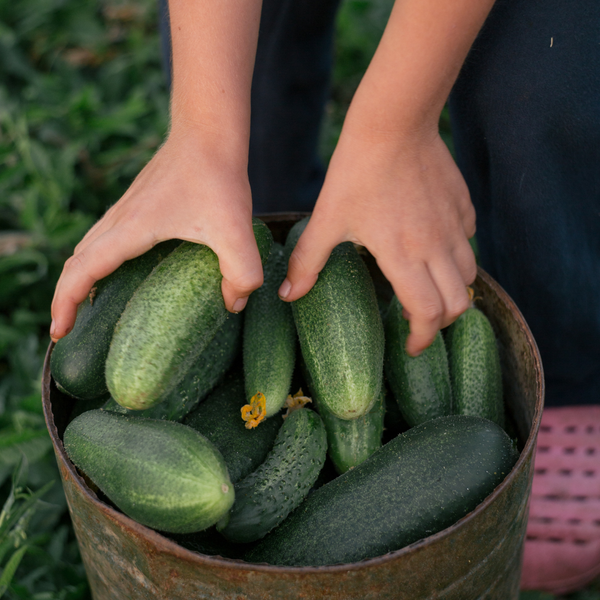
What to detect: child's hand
<box><xmin>279</xmin><ymin>0</ymin><xmax>493</xmax><ymax>357</ymax></box>
<box><xmin>50</xmin><ymin>127</ymin><xmax>262</xmax><ymax>342</ymax></box>
<box><xmin>280</xmin><ymin>126</ymin><xmax>477</xmax><ymax>357</ymax></box>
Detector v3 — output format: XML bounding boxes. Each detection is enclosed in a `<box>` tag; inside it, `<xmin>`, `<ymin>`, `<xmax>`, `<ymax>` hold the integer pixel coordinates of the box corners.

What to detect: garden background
<box><xmin>0</xmin><ymin>0</ymin><xmax>595</xmax><ymax>597</ymax></box>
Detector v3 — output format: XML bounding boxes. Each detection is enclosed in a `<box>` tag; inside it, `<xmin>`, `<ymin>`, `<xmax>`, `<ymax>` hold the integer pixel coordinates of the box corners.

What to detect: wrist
<box><xmin>166</xmin><ymin>113</ymin><xmax>250</xmax><ymax>175</ymax></box>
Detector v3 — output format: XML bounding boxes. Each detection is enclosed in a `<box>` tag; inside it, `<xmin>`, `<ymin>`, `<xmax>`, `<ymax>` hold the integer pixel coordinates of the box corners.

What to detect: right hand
<box><xmin>50</xmin><ymin>125</ymin><xmax>263</xmax><ymax>342</ymax></box>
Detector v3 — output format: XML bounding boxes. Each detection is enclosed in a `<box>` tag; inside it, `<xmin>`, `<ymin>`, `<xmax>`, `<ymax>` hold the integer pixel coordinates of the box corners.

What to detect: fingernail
<box><xmin>50</xmin><ymin>320</ymin><xmax>56</xmax><ymax>337</ymax></box>
<box><xmin>232</xmin><ymin>297</ymin><xmax>248</xmax><ymax>313</ymax></box>
<box><xmin>278</xmin><ymin>279</ymin><xmax>292</xmax><ymax>300</ymax></box>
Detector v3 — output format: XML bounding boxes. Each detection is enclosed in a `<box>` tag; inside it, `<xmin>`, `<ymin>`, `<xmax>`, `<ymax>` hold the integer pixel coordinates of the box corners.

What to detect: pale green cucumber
<box><xmin>217</xmin><ymin>407</ymin><xmax>327</xmax><ymax>543</ymax></box>
<box><xmin>445</xmin><ymin>305</ymin><xmax>504</xmax><ymax>427</ymax></box>
<box><xmin>51</xmin><ymin>240</ymin><xmax>181</xmax><ymax>400</ymax></box>
<box><xmin>318</xmin><ymin>386</ymin><xmax>385</xmax><ymax>474</ymax></box>
<box><xmin>64</xmin><ymin>410</ymin><xmax>234</xmax><ymax>534</ymax></box>
<box><xmin>106</xmin><ymin>218</ymin><xmax>272</xmax><ymax>410</ymax></box>
<box><xmin>384</xmin><ymin>295</ymin><xmax>452</xmax><ymax>427</ymax></box>
<box><xmin>285</xmin><ymin>217</ymin><xmax>384</xmax><ymax>420</ymax></box>
<box><xmin>104</xmin><ymin>312</ymin><xmax>242</xmax><ymax>421</ymax></box>
<box><xmin>243</xmin><ymin>243</ymin><xmax>296</xmax><ymax>417</ymax></box>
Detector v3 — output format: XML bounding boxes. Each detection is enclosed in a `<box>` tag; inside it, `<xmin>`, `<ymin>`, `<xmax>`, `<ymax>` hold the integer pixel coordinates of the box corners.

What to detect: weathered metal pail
<box><xmin>42</xmin><ymin>213</ymin><xmax>544</xmax><ymax>600</ymax></box>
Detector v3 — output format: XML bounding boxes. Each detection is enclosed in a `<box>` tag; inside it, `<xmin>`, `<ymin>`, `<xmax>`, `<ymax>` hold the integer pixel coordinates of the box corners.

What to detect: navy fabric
<box><xmin>449</xmin><ymin>0</ymin><xmax>600</xmax><ymax>406</ymax></box>
<box><xmin>157</xmin><ymin>0</ymin><xmax>340</xmax><ymax>213</ymax></box>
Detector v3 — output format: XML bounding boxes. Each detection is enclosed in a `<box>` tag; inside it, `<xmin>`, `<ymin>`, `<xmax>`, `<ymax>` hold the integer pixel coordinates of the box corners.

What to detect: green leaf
<box><xmin>0</xmin><ymin>543</ymin><xmax>29</xmax><ymax>595</ymax></box>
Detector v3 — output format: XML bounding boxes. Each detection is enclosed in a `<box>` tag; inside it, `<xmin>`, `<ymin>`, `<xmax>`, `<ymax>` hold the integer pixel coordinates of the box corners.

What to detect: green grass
<box><xmin>0</xmin><ymin>0</ymin><xmax>595</xmax><ymax>598</ymax></box>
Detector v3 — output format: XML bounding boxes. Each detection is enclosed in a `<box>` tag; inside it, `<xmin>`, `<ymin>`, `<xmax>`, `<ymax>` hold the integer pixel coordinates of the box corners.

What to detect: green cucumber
<box><xmin>285</xmin><ymin>217</ymin><xmax>384</xmax><ymax>420</ymax></box>
<box><xmin>63</xmin><ymin>410</ymin><xmax>234</xmax><ymax>534</ymax></box>
<box><xmin>243</xmin><ymin>243</ymin><xmax>296</xmax><ymax>417</ymax></box>
<box><xmin>183</xmin><ymin>375</ymin><xmax>282</xmax><ymax>484</ymax></box>
<box><xmin>103</xmin><ymin>312</ymin><xmax>242</xmax><ymax>421</ymax></box>
<box><xmin>384</xmin><ymin>295</ymin><xmax>452</xmax><ymax>427</ymax></box>
<box><xmin>51</xmin><ymin>240</ymin><xmax>181</xmax><ymax>400</ymax></box>
<box><xmin>318</xmin><ymin>386</ymin><xmax>385</xmax><ymax>474</ymax></box>
<box><xmin>217</xmin><ymin>407</ymin><xmax>327</xmax><ymax>543</ymax></box>
<box><xmin>106</xmin><ymin>218</ymin><xmax>272</xmax><ymax>411</ymax></box>
<box><xmin>246</xmin><ymin>414</ymin><xmax>519</xmax><ymax>567</ymax></box>
<box><xmin>445</xmin><ymin>305</ymin><xmax>504</xmax><ymax>427</ymax></box>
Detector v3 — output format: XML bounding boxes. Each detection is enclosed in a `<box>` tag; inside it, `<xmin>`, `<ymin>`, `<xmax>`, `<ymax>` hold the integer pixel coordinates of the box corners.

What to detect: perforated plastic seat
<box><xmin>521</xmin><ymin>407</ymin><xmax>600</xmax><ymax>594</ymax></box>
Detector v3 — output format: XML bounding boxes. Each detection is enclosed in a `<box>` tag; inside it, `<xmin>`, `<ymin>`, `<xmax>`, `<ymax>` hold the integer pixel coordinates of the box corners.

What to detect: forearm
<box><xmin>168</xmin><ymin>0</ymin><xmax>263</xmax><ymax>161</ymax></box>
<box><xmin>345</xmin><ymin>0</ymin><xmax>495</xmax><ymax>139</ymax></box>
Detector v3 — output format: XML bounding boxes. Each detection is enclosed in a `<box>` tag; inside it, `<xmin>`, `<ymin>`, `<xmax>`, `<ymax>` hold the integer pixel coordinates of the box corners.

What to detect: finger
<box><xmin>215</xmin><ymin>220</ymin><xmax>264</xmax><ymax>313</ymax></box>
<box><xmin>453</xmin><ymin>237</ymin><xmax>478</xmax><ymax>286</ymax></box>
<box><xmin>279</xmin><ymin>216</ymin><xmax>342</xmax><ymax>302</ymax></box>
<box><xmin>427</xmin><ymin>258</ymin><xmax>472</xmax><ymax>330</ymax></box>
<box><xmin>377</xmin><ymin>257</ymin><xmax>444</xmax><ymax>357</ymax></box>
<box><xmin>51</xmin><ymin>229</ymin><xmax>154</xmax><ymax>341</ymax></box>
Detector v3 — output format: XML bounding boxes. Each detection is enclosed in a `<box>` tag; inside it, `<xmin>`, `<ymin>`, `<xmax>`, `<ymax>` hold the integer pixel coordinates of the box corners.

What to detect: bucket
<box><xmin>42</xmin><ymin>213</ymin><xmax>544</xmax><ymax>600</ymax></box>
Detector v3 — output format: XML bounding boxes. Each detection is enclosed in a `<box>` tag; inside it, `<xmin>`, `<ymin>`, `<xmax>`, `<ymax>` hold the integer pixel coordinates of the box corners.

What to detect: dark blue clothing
<box><xmin>449</xmin><ymin>0</ymin><xmax>600</xmax><ymax>406</ymax></box>
<box><xmin>158</xmin><ymin>0</ymin><xmax>600</xmax><ymax>406</ymax></box>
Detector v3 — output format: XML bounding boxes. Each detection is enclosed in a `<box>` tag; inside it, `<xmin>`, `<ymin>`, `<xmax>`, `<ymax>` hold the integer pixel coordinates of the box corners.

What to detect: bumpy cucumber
<box><xmin>446</xmin><ymin>305</ymin><xmax>504</xmax><ymax>427</ymax></box>
<box><xmin>51</xmin><ymin>240</ymin><xmax>181</xmax><ymax>400</ymax></box>
<box><xmin>103</xmin><ymin>313</ymin><xmax>242</xmax><ymax>421</ymax></box>
<box><xmin>63</xmin><ymin>410</ymin><xmax>234</xmax><ymax>534</ymax></box>
<box><xmin>285</xmin><ymin>217</ymin><xmax>384</xmax><ymax>420</ymax></box>
<box><xmin>243</xmin><ymin>243</ymin><xmax>296</xmax><ymax>417</ymax></box>
<box><xmin>318</xmin><ymin>386</ymin><xmax>385</xmax><ymax>474</ymax></box>
<box><xmin>384</xmin><ymin>295</ymin><xmax>452</xmax><ymax>427</ymax></box>
<box><xmin>106</xmin><ymin>218</ymin><xmax>272</xmax><ymax>410</ymax></box>
<box><xmin>183</xmin><ymin>375</ymin><xmax>282</xmax><ymax>484</ymax></box>
<box><xmin>217</xmin><ymin>408</ymin><xmax>327</xmax><ymax>543</ymax></box>
<box><xmin>246</xmin><ymin>415</ymin><xmax>519</xmax><ymax>567</ymax></box>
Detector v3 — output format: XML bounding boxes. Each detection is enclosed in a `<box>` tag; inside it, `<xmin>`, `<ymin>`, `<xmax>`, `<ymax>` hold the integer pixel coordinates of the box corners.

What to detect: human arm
<box><xmin>280</xmin><ymin>0</ymin><xmax>495</xmax><ymax>355</ymax></box>
<box><xmin>50</xmin><ymin>0</ymin><xmax>263</xmax><ymax>341</ymax></box>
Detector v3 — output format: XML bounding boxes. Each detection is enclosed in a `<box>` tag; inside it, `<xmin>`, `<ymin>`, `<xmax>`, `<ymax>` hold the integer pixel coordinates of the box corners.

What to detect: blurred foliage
<box><xmin>0</xmin><ymin>0</ymin><xmax>592</xmax><ymax>597</ymax></box>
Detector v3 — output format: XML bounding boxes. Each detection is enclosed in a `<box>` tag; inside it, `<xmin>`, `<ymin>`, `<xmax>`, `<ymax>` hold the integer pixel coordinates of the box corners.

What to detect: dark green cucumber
<box><xmin>246</xmin><ymin>414</ymin><xmax>519</xmax><ymax>567</ymax></box>
<box><xmin>384</xmin><ymin>295</ymin><xmax>452</xmax><ymax>427</ymax></box>
<box><xmin>243</xmin><ymin>243</ymin><xmax>296</xmax><ymax>417</ymax></box>
<box><xmin>106</xmin><ymin>218</ymin><xmax>272</xmax><ymax>410</ymax></box>
<box><xmin>51</xmin><ymin>240</ymin><xmax>181</xmax><ymax>400</ymax></box>
<box><xmin>183</xmin><ymin>375</ymin><xmax>282</xmax><ymax>484</ymax></box>
<box><xmin>217</xmin><ymin>407</ymin><xmax>327</xmax><ymax>543</ymax></box>
<box><xmin>103</xmin><ymin>312</ymin><xmax>242</xmax><ymax>421</ymax></box>
<box><xmin>64</xmin><ymin>410</ymin><xmax>234</xmax><ymax>534</ymax></box>
<box><xmin>285</xmin><ymin>217</ymin><xmax>384</xmax><ymax>420</ymax></box>
<box><xmin>318</xmin><ymin>386</ymin><xmax>385</xmax><ymax>474</ymax></box>
<box><xmin>446</xmin><ymin>305</ymin><xmax>504</xmax><ymax>427</ymax></box>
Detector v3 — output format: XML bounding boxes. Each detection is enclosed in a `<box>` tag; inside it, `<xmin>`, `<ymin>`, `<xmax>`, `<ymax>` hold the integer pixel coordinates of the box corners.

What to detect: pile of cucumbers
<box><xmin>53</xmin><ymin>216</ymin><xmax>519</xmax><ymax>567</ymax></box>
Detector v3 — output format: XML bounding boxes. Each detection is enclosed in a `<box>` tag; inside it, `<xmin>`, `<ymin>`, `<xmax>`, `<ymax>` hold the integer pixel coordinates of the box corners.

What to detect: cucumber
<box><xmin>106</xmin><ymin>218</ymin><xmax>272</xmax><ymax>411</ymax></box>
<box><xmin>445</xmin><ymin>305</ymin><xmax>504</xmax><ymax>427</ymax></box>
<box><xmin>183</xmin><ymin>375</ymin><xmax>282</xmax><ymax>484</ymax></box>
<box><xmin>103</xmin><ymin>313</ymin><xmax>242</xmax><ymax>421</ymax></box>
<box><xmin>217</xmin><ymin>407</ymin><xmax>327</xmax><ymax>543</ymax></box>
<box><xmin>246</xmin><ymin>414</ymin><xmax>519</xmax><ymax>567</ymax></box>
<box><xmin>285</xmin><ymin>217</ymin><xmax>384</xmax><ymax>420</ymax></box>
<box><xmin>318</xmin><ymin>386</ymin><xmax>385</xmax><ymax>474</ymax></box>
<box><xmin>384</xmin><ymin>295</ymin><xmax>452</xmax><ymax>427</ymax></box>
<box><xmin>51</xmin><ymin>240</ymin><xmax>181</xmax><ymax>400</ymax></box>
<box><xmin>63</xmin><ymin>410</ymin><xmax>234</xmax><ymax>534</ymax></box>
<box><xmin>243</xmin><ymin>243</ymin><xmax>296</xmax><ymax>418</ymax></box>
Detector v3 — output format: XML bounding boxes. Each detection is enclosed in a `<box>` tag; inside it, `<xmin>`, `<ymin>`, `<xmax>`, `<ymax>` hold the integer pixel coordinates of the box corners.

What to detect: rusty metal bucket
<box><xmin>42</xmin><ymin>213</ymin><xmax>544</xmax><ymax>600</ymax></box>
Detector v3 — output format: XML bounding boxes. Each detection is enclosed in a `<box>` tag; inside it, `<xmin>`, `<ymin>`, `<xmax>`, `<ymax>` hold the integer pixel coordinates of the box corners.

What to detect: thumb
<box><xmin>214</xmin><ymin>220</ymin><xmax>264</xmax><ymax>313</ymax></box>
<box><xmin>279</xmin><ymin>217</ymin><xmax>341</xmax><ymax>302</ymax></box>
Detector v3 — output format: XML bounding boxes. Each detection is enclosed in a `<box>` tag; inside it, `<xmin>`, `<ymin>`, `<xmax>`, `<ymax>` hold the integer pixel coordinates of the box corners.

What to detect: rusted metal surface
<box><xmin>42</xmin><ymin>214</ymin><xmax>544</xmax><ymax>600</ymax></box>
